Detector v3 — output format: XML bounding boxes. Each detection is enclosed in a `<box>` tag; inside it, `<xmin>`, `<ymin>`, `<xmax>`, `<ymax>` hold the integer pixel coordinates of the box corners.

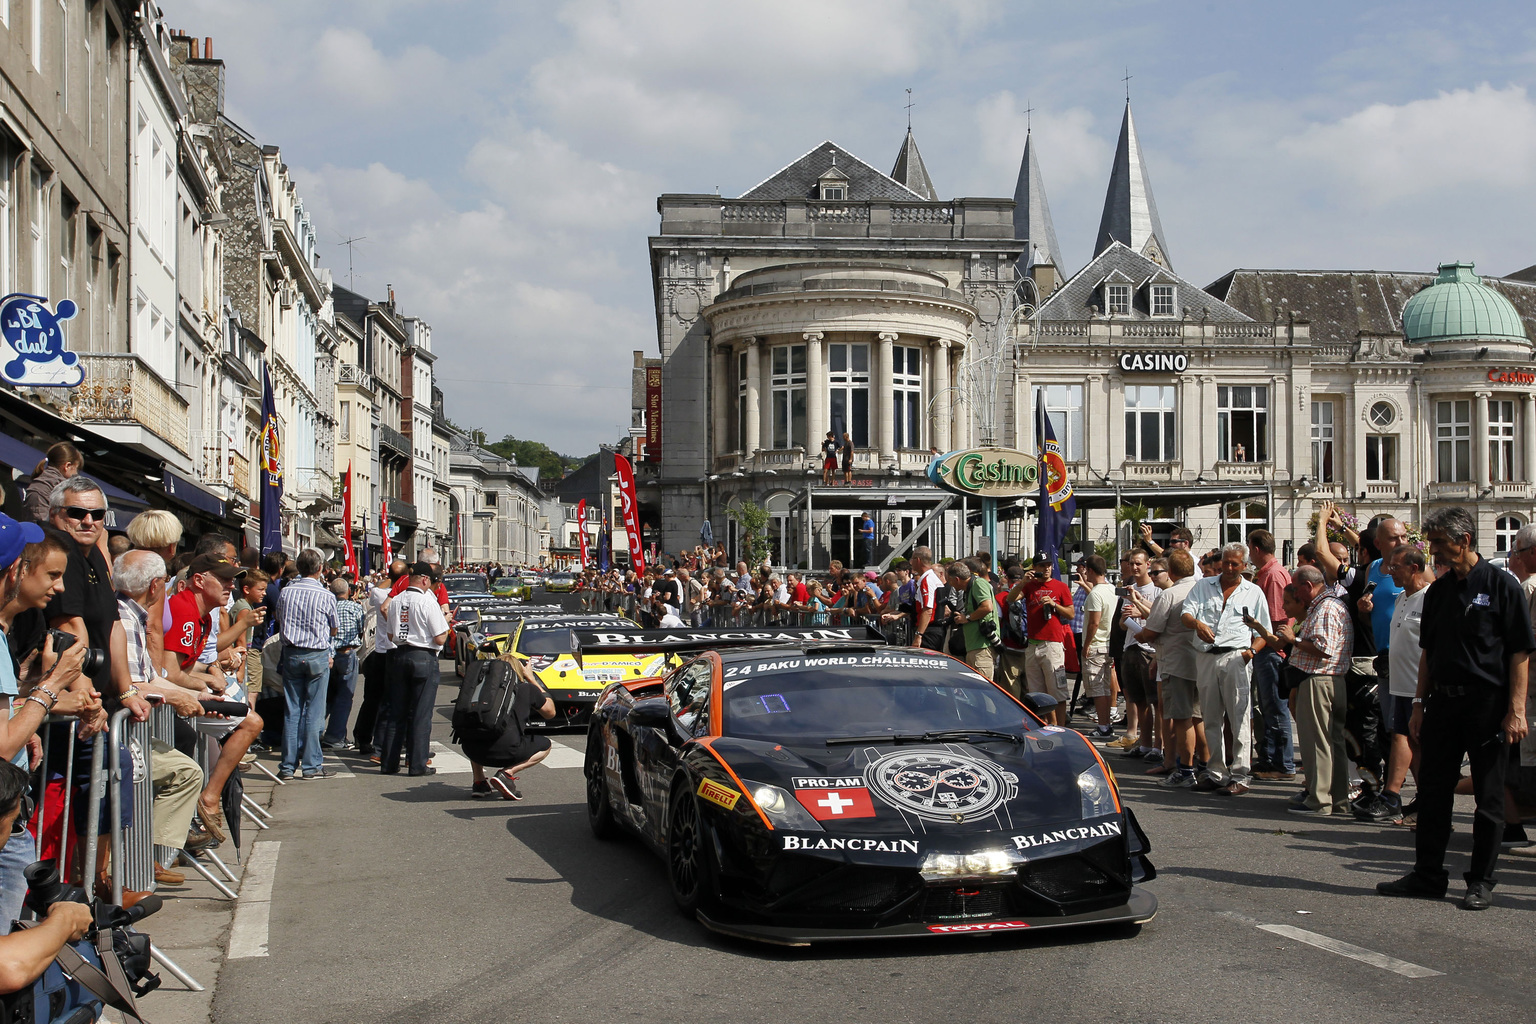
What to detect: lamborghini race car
<box><xmin>580</xmin><ymin>626</ymin><xmax>1157</xmax><ymax>945</ymax></box>
<box><xmin>543</xmin><ymin>572</ymin><xmax>579</xmax><ymax>594</ymax></box>
<box><xmin>478</xmin><ymin>614</ymin><xmax>668</xmax><ymax>729</ymax></box>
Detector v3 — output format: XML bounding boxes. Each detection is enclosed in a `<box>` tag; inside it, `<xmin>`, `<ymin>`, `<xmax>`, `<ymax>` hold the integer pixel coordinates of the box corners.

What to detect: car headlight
<box><xmin>743</xmin><ymin>781</ymin><xmax>823</xmax><ymax>832</ymax></box>
<box><xmin>919</xmin><ymin>849</ymin><xmax>1020</xmax><ymax>881</ymax></box>
<box><xmin>1078</xmin><ymin>765</ymin><xmax>1118</xmax><ymax>819</ymax></box>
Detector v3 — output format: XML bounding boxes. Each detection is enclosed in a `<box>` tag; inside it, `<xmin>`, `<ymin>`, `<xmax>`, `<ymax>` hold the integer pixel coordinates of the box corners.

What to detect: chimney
<box><xmin>387</xmin><ymin>285</ymin><xmax>395</xmax><ymax>306</ymax></box>
<box><xmin>204</xmin><ymin>37</ymin><xmax>213</xmax><ymax>59</ymax></box>
<box><xmin>189</xmin><ymin>37</ymin><xmax>200</xmax><ymax>59</ymax></box>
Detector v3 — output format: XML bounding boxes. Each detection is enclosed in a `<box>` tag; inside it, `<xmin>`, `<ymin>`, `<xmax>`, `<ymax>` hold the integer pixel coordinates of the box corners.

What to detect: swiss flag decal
<box><xmin>794</xmin><ymin>787</ymin><xmax>877</xmax><ymax>821</ymax></box>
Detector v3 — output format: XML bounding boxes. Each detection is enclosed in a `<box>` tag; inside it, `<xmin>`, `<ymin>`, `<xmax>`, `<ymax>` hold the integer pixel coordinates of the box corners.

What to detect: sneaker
<box><xmin>1120</xmin><ymin>745</ymin><xmax>1148</xmax><ymax>759</ymax></box>
<box><xmin>277</xmin><ymin>770</ymin><xmax>294</xmax><ymax>782</ymax></box>
<box><xmin>488</xmin><ymin>772</ymin><xmax>523</xmax><ymax>801</ymax></box>
<box><xmin>1501</xmin><ymin>824</ymin><xmax>1531</xmax><ymax>849</ymax></box>
<box><xmin>1108</xmin><ymin>707</ymin><xmax>1126</xmax><ymax>724</ymax></box>
<box><xmin>303</xmin><ymin>767</ymin><xmax>339</xmax><ymax>780</ymax></box>
<box><xmin>1160</xmin><ymin>771</ymin><xmax>1197</xmax><ymax>789</ymax></box>
<box><xmin>471</xmin><ymin>780</ymin><xmax>495</xmax><ymax>799</ymax></box>
<box><xmin>1142</xmin><ymin>748</ymin><xmax>1164</xmax><ymax>763</ymax></box>
<box><xmin>1353</xmin><ymin>794</ymin><xmax>1396</xmax><ymax>822</ymax></box>
<box><xmin>1287</xmin><ymin>804</ymin><xmax>1331</xmax><ymax>816</ymax></box>
<box><xmin>1376</xmin><ymin>873</ymin><xmax>1447</xmax><ymax>900</ymax></box>
<box><xmin>1287</xmin><ymin>791</ymin><xmax>1313</xmax><ymax>810</ymax></box>
<box><xmin>1091</xmin><ymin>725</ymin><xmax>1116</xmax><ymax>739</ymax></box>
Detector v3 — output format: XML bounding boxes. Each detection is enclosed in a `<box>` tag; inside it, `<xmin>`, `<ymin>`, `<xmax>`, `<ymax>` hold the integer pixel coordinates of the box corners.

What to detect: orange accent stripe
<box><xmin>696</xmin><ymin>737</ymin><xmax>774</xmax><ymax>831</ymax></box>
<box><xmin>706</xmin><ymin>651</ymin><xmax>723</xmax><ymax>738</ymax></box>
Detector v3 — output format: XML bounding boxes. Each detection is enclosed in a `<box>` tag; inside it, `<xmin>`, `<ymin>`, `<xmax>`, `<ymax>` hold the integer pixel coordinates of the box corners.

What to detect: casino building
<box><xmin>644</xmin><ymin>103</ymin><xmax>1536</xmax><ymax>566</ymax></box>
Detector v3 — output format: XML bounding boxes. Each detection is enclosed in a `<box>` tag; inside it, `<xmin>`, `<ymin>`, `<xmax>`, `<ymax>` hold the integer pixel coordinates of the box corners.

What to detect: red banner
<box><xmin>614</xmin><ymin>453</ymin><xmax>644</xmax><ymax>575</ymax></box>
<box><xmin>645</xmin><ymin>366</ymin><xmax>662</xmax><ymax>462</ymax></box>
<box><xmin>381</xmin><ymin>500</ymin><xmax>393</xmax><ymax>565</ymax></box>
<box><xmin>576</xmin><ymin>499</ymin><xmax>589</xmax><ymax>569</ymax></box>
<box><xmin>341</xmin><ymin>463</ymin><xmax>358</xmax><ymax>579</ymax></box>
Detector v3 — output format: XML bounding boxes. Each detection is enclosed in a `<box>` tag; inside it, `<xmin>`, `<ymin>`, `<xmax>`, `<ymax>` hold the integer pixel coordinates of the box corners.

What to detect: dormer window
<box><xmin>817</xmin><ymin>164</ymin><xmax>850</xmax><ymax>202</ymax></box>
<box><xmin>821</xmin><ymin>184</ymin><xmax>845</xmax><ymax>201</ymax></box>
<box><xmin>1105</xmin><ymin>283</ymin><xmax>1131</xmax><ymax>316</ymax></box>
<box><xmin>1151</xmin><ymin>284</ymin><xmax>1175</xmax><ymax>317</ymax></box>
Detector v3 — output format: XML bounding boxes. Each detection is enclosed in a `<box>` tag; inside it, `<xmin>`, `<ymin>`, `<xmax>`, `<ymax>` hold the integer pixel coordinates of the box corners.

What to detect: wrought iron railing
<box><xmin>68</xmin><ymin>354</ymin><xmax>189</xmax><ymax>455</ymax></box>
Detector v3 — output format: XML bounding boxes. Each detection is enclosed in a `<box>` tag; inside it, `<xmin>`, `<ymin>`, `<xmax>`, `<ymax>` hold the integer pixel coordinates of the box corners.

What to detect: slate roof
<box><xmin>1013</xmin><ymin>130</ymin><xmax>1061</xmax><ymax>270</ymax></box>
<box><xmin>1039</xmin><ymin>241</ymin><xmax>1250</xmax><ymax>322</ymax></box>
<box><xmin>741</xmin><ymin>141</ymin><xmax>929</xmax><ymax>202</ymax></box>
<box><xmin>1205</xmin><ymin>269</ymin><xmax>1536</xmax><ymax>348</ymax></box>
<box><xmin>889</xmin><ymin>130</ymin><xmax>938</xmax><ymax>201</ymax></box>
<box><xmin>1095</xmin><ymin>102</ymin><xmax>1172</xmax><ymax>270</ymax></box>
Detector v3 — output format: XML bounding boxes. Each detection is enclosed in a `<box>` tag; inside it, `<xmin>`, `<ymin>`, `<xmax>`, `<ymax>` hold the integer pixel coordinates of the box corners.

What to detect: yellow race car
<box><xmin>472</xmin><ymin>614</ymin><xmax>673</xmax><ymax>729</ymax></box>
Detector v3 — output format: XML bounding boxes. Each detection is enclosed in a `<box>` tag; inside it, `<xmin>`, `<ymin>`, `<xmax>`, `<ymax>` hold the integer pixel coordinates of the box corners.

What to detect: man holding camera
<box><xmin>1019</xmin><ymin>554</ymin><xmax>1072</xmax><ymax>725</ymax></box>
<box><xmin>0</xmin><ymin>762</ymin><xmax>93</xmax><ymax>992</ymax></box>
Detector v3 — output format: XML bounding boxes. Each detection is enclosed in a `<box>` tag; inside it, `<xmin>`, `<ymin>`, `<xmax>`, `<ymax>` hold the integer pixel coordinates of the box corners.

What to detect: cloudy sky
<box><xmin>167</xmin><ymin>0</ymin><xmax>1536</xmax><ymax>455</ymax></box>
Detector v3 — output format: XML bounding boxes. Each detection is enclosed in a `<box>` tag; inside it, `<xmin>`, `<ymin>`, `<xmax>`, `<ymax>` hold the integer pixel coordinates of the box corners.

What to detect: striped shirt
<box><xmin>1290</xmin><ymin>593</ymin><xmax>1353</xmax><ymax>676</ymax></box>
<box><xmin>276</xmin><ymin>577</ymin><xmax>339</xmax><ymax>650</ymax></box>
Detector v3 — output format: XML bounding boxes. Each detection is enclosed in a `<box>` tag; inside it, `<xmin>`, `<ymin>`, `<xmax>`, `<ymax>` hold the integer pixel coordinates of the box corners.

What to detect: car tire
<box><xmin>667</xmin><ymin>782</ymin><xmax>715</xmax><ymax>916</ymax></box>
<box><xmin>584</xmin><ymin>728</ymin><xmax>619</xmax><ymax>840</ymax></box>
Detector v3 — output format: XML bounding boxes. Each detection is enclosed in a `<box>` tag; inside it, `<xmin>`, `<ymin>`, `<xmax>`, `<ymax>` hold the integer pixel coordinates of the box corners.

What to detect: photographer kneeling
<box><xmin>0</xmin><ymin>762</ymin><xmax>92</xmax><ymax>994</ymax></box>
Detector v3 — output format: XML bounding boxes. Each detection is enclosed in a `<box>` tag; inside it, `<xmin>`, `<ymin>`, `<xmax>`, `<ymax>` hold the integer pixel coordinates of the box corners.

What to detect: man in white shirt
<box><xmin>379</xmin><ymin>563</ymin><xmax>448</xmax><ymax>776</ymax></box>
<box><xmin>1079</xmin><ymin>556</ymin><xmax>1119</xmax><ymax>738</ymax></box>
<box><xmin>1374</xmin><ymin>542</ymin><xmax>1435</xmax><ymax>822</ymax></box>
<box><xmin>909</xmin><ymin>547</ymin><xmax>946</xmax><ymax>650</ymax></box>
<box><xmin>355</xmin><ymin>561</ymin><xmax>406</xmax><ymax>757</ymax></box>
<box><xmin>1138</xmin><ymin>550</ymin><xmax>1207</xmax><ymax>787</ymax></box>
<box><xmin>1180</xmin><ymin>542</ymin><xmax>1272</xmax><ymax>795</ymax></box>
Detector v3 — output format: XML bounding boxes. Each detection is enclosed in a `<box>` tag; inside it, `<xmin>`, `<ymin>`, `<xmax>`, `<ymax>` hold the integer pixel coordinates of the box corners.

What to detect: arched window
<box><xmin>1494</xmin><ymin>515</ymin><xmax>1522</xmax><ymax>554</ymax></box>
<box><xmin>1223</xmin><ymin>501</ymin><xmax>1268</xmax><ymax>546</ymax></box>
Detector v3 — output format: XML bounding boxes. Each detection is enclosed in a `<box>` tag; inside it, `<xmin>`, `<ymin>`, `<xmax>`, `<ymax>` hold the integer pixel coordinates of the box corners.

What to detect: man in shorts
<box><xmin>487</xmin><ymin>655</ymin><xmax>558</xmax><ymax>800</ymax></box>
<box><xmin>1139</xmin><ymin>550</ymin><xmax>1206</xmax><ymax>787</ymax></box>
<box><xmin>1078</xmin><ymin>556</ymin><xmax>1118</xmax><ymax>738</ymax></box>
<box><xmin>1020</xmin><ymin>554</ymin><xmax>1072</xmax><ymax>725</ymax></box>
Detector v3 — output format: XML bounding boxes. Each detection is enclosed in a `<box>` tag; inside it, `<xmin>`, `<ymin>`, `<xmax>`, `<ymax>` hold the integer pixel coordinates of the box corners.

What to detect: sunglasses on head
<box><xmin>63</xmin><ymin>506</ymin><xmax>107</xmax><ymax>522</ymax></box>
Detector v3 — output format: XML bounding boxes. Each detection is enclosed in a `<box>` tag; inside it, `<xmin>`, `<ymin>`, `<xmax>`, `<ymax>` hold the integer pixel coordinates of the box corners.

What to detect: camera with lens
<box><xmin>1</xmin><ymin>861</ymin><xmax>163</xmax><ymax>1022</ymax></box>
<box><xmin>47</xmin><ymin>629</ymin><xmax>107</xmax><ymax>678</ymax></box>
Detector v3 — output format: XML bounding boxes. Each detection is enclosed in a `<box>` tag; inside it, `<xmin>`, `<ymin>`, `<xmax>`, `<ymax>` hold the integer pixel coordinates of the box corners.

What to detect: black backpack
<box><xmin>452</xmin><ymin>660</ymin><xmax>526</xmax><ymax>766</ymax></box>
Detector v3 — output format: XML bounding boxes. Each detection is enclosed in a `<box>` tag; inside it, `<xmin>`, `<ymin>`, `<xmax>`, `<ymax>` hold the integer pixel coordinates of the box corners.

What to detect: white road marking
<box><xmin>1256</xmin><ymin>924</ymin><xmax>1443</xmax><ymax>978</ymax></box>
<box><xmin>428</xmin><ymin>741</ymin><xmax>474</xmax><ymax>775</ymax></box>
<box><xmin>541</xmin><ymin>743</ymin><xmax>585</xmax><ymax>769</ymax></box>
<box><xmin>228</xmin><ymin>841</ymin><xmax>281</xmax><ymax>959</ymax></box>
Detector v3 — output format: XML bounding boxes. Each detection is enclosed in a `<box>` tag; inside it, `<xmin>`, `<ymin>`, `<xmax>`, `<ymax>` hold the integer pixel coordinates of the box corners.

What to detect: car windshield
<box><xmin>452</xmin><ymin>608</ymin><xmax>478</xmax><ymax>623</ymax></box>
<box><xmin>444</xmin><ymin>575</ymin><xmax>488</xmax><ymax>593</ymax></box>
<box><xmin>721</xmin><ymin>654</ymin><xmax>1034</xmax><ymax>742</ymax></box>
<box><xmin>518</xmin><ymin>629</ymin><xmax>575</xmax><ymax>656</ymax></box>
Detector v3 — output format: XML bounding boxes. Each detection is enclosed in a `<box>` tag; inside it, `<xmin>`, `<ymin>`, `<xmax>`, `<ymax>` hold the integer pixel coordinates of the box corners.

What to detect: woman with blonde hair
<box><xmin>125</xmin><ymin>509</ymin><xmax>182</xmax><ymax>560</ymax></box>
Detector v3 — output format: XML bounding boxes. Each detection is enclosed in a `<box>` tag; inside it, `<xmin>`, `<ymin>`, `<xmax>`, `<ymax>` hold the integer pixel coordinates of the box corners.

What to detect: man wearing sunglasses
<box><xmin>45</xmin><ymin>478</ymin><xmax>151</xmax><ymax>724</ymax></box>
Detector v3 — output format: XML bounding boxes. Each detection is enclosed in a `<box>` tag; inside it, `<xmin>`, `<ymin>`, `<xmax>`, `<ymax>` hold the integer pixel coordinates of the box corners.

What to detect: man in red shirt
<box><xmin>1248</xmin><ymin>529</ymin><xmax>1296</xmax><ymax>779</ymax></box>
<box><xmin>165</xmin><ymin>555</ymin><xmax>245</xmax><ymax>689</ymax></box>
<box><xmin>1020</xmin><ymin>554</ymin><xmax>1073</xmax><ymax>724</ymax></box>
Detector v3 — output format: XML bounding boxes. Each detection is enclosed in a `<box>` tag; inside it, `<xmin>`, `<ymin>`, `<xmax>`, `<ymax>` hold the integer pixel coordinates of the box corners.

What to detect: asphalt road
<box><xmin>208</xmin><ymin>614</ymin><xmax>1535</xmax><ymax>1023</ymax></box>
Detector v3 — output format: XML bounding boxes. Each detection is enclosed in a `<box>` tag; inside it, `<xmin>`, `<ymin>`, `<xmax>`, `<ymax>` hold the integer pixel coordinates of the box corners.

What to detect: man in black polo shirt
<box><xmin>1377</xmin><ymin>506</ymin><xmax>1531</xmax><ymax>910</ymax></box>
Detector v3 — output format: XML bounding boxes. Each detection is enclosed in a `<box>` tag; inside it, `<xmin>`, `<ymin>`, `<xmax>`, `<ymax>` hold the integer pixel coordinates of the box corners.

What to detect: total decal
<box><xmin>927</xmin><ymin>921</ymin><xmax>1031</xmax><ymax>934</ymax></box>
<box><xmin>1009</xmin><ymin>818</ymin><xmax>1123</xmax><ymax>851</ymax></box>
<box><xmin>862</xmin><ymin>746</ymin><xmax>1019</xmax><ymax>831</ymax></box>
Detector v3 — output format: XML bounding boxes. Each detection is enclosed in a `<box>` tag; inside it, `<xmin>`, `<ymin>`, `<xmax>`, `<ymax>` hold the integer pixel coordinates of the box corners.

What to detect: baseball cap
<box><xmin>409</xmin><ymin>560</ymin><xmax>438</xmax><ymax>580</ymax></box>
<box><xmin>1030</xmin><ymin>553</ymin><xmax>1052</xmax><ymax>568</ymax></box>
<box><xmin>0</xmin><ymin>512</ymin><xmax>45</xmax><ymax>570</ymax></box>
<box><xmin>188</xmin><ymin>553</ymin><xmax>246</xmax><ymax>582</ymax></box>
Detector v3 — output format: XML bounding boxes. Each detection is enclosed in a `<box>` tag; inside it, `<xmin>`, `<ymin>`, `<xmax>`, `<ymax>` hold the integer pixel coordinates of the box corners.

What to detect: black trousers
<box><xmin>1344</xmin><ymin>664</ymin><xmax>1385</xmax><ymax>785</ymax></box>
<box><xmin>378</xmin><ymin>648</ymin><xmax>440</xmax><ymax>774</ymax></box>
<box><xmin>353</xmin><ymin>650</ymin><xmax>390</xmax><ymax>750</ymax></box>
<box><xmin>1414</xmin><ymin>688</ymin><xmax>1511</xmax><ymax>888</ymax></box>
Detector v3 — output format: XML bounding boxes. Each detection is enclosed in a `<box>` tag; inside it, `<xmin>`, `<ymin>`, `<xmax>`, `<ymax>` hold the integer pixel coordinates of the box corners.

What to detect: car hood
<box><xmin>712</xmin><ymin>730</ymin><xmax>1106</xmax><ymax>841</ymax></box>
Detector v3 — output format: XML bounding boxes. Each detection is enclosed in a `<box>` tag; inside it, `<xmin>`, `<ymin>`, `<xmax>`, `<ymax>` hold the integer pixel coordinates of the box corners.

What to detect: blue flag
<box><xmin>598</xmin><ymin>519</ymin><xmax>611</xmax><ymax>572</ymax></box>
<box><xmin>259</xmin><ymin>362</ymin><xmax>284</xmax><ymax>555</ymax></box>
<box><xmin>1034</xmin><ymin>388</ymin><xmax>1076</xmax><ymax>579</ymax></box>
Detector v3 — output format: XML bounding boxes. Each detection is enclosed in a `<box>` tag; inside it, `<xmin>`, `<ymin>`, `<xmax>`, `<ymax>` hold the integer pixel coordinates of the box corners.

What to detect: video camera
<box><xmin>0</xmin><ymin>861</ymin><xmax>163</xmax><ymax>1023</ymax></box>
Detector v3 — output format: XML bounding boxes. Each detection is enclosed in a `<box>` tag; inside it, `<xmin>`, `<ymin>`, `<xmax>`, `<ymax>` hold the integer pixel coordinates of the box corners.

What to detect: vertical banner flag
<box><xmin>381</xmin><ymin>500</ymin><xmax>393</xmax><ymax>566</ymax></box>
<box><xmin>598</xmin><ymin>515</ymin><xmax>611</xmax><ymax>572</ymax></box>
<box><xmin>1035</xmin><ymin>388</ymin><xmax>1077</xmax><ymax>580</ymax></box>
<box><xmin>360</xmin><ymin>506</ymin><xmax>372</xmax><ymax>576</ymax></box>
<box><xmin>341</xmin><ymin>463</ymin><xmax>358</xmax><ymax>579</ymax></box>
<box><xmin>259</xmin><ymin>362</ymin><xmax>284</xmax><ymax>555</ymax></box>
<box><xmin>645</xmin><ymin>365</ymin><xmax>663</xmax><ymax>462</ymax></box>
<box><xmin>613</xmin><ymin>453</ymin><xmax>645</xmax><ymax>575</ymax></box>
<box><xmin>576</xmin><ymin>499</ymin><xmax>589</xmax><ymax>569</ymax></box>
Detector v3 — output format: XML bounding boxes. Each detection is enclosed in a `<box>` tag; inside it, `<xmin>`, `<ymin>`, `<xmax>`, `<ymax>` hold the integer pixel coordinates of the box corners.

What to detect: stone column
<box><xmin>1523</xmin><ymin>392</ymin><xmax>1535</xmax><ymax>484</ymax></box>
<box><xmin>877</xmin><ymin>332</ymin><xmax>897</xmax><ymax>465</ymax></box>
<box><xmin>933</xmin><ymin>338</ymin><xmax>952</xmax><ymax>451</ymax></box>
<box><xmin>1474</xmin><ymin>390</ymin><xmax>1491</xmax><ymax>489</ymax></box>
<box><xmin>759</xmin><ymin>339</ymin><xmax>775</xmax><ymax>452</ymax></box>
<box><xmin>711</xmin><ymin>344</ymin><xmax>728</xmax><ymax>460</ymax></box>
<box><xmin>803</xmin><ymin>331</ymin><xmax>824</xmax><ymax>460</ymax></box>
<box><xmin>950</xmin><ymin>344</ymin><xmax>969</xmax><ymax>449</ymax></box>
<box><xmin>742</xmin><ymin>337</ymin><xmax>761</xmax><ymax>455</ymax></box>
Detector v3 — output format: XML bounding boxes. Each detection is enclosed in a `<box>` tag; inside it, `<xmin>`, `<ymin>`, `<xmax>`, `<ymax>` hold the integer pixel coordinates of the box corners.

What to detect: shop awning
<box><xmin>163</xmin><ymin>471</ymin><xmax>226</xmax><ymax>519</ymax></box>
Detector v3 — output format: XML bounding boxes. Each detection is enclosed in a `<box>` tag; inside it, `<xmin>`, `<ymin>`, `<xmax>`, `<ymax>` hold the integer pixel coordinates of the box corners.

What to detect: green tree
<box><xmin>482</xmin><ymin>434</ymin><xmax>589</xmax><ymax>480</ymax></box>
<box><xmin>725</xmin><ymin>500</ymin><xmax>772</xmax><ymax>565</ymax></box>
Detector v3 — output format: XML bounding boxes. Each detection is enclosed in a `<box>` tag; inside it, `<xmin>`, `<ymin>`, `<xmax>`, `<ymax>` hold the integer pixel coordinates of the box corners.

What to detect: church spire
<box><xmin>890</xmin><ymin>129</ymin><xmax>938</xmax><ymax>201</ymax></box>
<box><xmin>1094</xmin><ymin>100</ymin><xmax>1171</xmax><ymax>268</ymax></box>
<box><xmin>1013</xmin><ymin>128</ymin><xmax>1061</xmax><ymax>272</ymax></box>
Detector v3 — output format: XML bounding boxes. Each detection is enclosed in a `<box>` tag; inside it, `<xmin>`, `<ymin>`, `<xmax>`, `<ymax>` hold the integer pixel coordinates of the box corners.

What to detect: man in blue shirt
<box><xmin>323</xmin><ymin>577</ymin><xmax>366</xmax><ymax>750</ymax></box>
<box><xmin>858</xmin><ymin>513</ymin><xmax>876</xmax><ymax>567</ymax></box>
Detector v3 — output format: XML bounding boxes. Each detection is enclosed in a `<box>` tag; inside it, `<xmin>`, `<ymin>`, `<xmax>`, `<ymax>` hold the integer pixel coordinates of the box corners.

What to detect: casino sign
<box><xmin>926</xmin><ymin>446</ymin><xmax>1040</xmax><ymax>499</ymax></box>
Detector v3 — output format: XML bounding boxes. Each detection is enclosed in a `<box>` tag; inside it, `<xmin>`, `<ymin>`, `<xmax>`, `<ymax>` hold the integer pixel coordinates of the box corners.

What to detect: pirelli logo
<box><xmin>696</xmin><ymin>778</ymin><xmax>741</xmax><ymax>811</ymax></box>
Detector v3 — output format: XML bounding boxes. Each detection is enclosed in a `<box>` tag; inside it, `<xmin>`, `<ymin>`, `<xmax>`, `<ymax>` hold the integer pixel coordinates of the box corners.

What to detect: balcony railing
<box><xmin>338</xmin><ymin>363</ymin><xmax>374</xmax><ymax>392</ymax></box>
<box><xmin>190</xmin><ymin>430</ymin><xmax>254</xmax><ymax>496</ymax></box>
<box><xmin>1427</xmin><ymin>481</ymin><xmax>1476</xmax><ymax>501</ymax></box>
<box><xmin>379</xmin><ymin>423</ymin><xmax>410</xmax><ymax>458</ymax></box>
<box><xmin>291</xmin><ymin>468</ymin><xmax>336</xmax><ymax>499</ymax></box>
<box><xmin>67</xmin><ymin>354</ymin><xmax>190</xmax><ymax>456</ymax></box>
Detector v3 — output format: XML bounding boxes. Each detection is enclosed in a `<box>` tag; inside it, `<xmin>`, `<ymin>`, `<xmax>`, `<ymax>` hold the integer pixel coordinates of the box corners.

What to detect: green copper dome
<box><xmin>1402</xmin><ymin>262</ymin><xmax>1528</xmax><ymax>344</ymax></box>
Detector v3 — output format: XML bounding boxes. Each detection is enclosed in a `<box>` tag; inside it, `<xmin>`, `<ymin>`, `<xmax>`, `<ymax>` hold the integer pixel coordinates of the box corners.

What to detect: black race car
<box><xmin>580</xmin><ymin>627</ymin><xmax>1156</xmax><ymax>945</ymax></box>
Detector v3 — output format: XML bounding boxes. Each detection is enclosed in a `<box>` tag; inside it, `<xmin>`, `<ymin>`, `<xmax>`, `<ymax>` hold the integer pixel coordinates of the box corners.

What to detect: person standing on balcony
<box><xmin>841</xmin><ymin>431</ymin><xmax>855</xmax><ymax>485</ymax></box>
<box><xmin>23</xmin><ymin>444</ymin><xmax>84</xmax><ymax>524</ymax></box>
<box><xmin>821</xmin><ymin>431</ymin><xmax>839</xmax><ymax>486</ymax></box>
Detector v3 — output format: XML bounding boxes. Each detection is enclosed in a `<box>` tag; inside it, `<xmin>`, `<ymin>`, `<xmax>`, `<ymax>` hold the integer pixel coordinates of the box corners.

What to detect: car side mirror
<box><xmin>629</xmin><ymin>699</ymin><xmax>673</xmax><ymax>733</ymax></box>
<box><xmin>1022</xmin><ymin>692</ymin><xmax>1059</xmax><ymax>717</ymax></box>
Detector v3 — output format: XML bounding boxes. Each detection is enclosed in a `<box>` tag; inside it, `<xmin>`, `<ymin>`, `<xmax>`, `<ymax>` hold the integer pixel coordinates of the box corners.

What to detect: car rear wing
<box><xmin>574</xmin><ymin>625</ymin><xmax>888</xmax><ymax>655</ymax></box>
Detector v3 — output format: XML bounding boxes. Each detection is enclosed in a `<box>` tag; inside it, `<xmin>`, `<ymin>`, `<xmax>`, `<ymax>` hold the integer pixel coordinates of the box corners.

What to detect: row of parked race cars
<box><xmin>441</xmin><ymin>573</ymin><xmax>1158</xmax><ymax>947</ymax></box>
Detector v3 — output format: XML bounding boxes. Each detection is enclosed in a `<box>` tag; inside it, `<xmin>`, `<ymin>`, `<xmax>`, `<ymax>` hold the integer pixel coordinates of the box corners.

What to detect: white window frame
<box><xmin>1105</xmin><ymin>283</ymin><xmax>1130</xmax><ymax>316</ymax></box>
<box><xmin>734</xmin><ymin>350</ymin><xmax>747</xmax><ymax>453</ymax></box>
<box><xmin>1124</xmin><ymin>385</ymin><xmax>1175</xmax><ymax>462</ymax></box>
<box><xmin>1043</xmin><ymin>383</ymin><xmax>1084</xmax><ymax>462</ymax></box>
<box><xmin>892</xmin><ymin>344</ymin><xmax>922</xmax><ymax>450</ymax></box>
<box><xmin>1217</xmin><ymin>385</ymin><xmax>1268</xmax><ymax>462</ymax></box>
<box><xmin>1365</xmin><ymin>434</ymin><xmax>1397</xmax><ymax>482</ymax></box>
<box><xmin>1435</xmin><ymin>399</ymin><xmax>1471</xmax><ymax>483</ymax></box>
<box><xmin>29</xmin><ymin>161</ymin><xmax>48</xmax><ymax>297</ymax></box>
<box><xmin>1310</xmin><ymin>400</ymin><xmax>1334</xmax><ymax>483</ymax></box>
<box><xmin>1495</xmin><ymin>515</ymin><xmax>1523</xmax><ymax>554</ymax></box>
<box><xmin>769</xmin><ymin>343</ymin><xmax>806</xmax><ymax>450</ymax></box>
<box><xmin>0</xmin><ymin>135</ymin><xmax>11</xmax><ymax>295</ymax></box>
<box><xmin>58</xmin><ymin>0</ymin><xmax>68</xmax><ymax>114</ymax></box>
<box><xmin>1223</xmin><ymin>501</ymin><xmax>1268</xmax><ymax>546</ymax></box>
<box><xmin>30</xmin><ymin>0</ymin><xmax>41</xmax><ymax>71</ymax></box>
<box><xmin>1489</xmin><ymin>398</ymin><xmax>1517</xmax><ymax>483</ymax></box>
<box><xmin>1150</xmin><ymin>283</ymin><xmax>1175</xmax><ymax>317</ymax></box>
<box><xmin>827</xmin><ymin>342</ymin><xmax>870</xmax><ymax>449</ymax></box>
